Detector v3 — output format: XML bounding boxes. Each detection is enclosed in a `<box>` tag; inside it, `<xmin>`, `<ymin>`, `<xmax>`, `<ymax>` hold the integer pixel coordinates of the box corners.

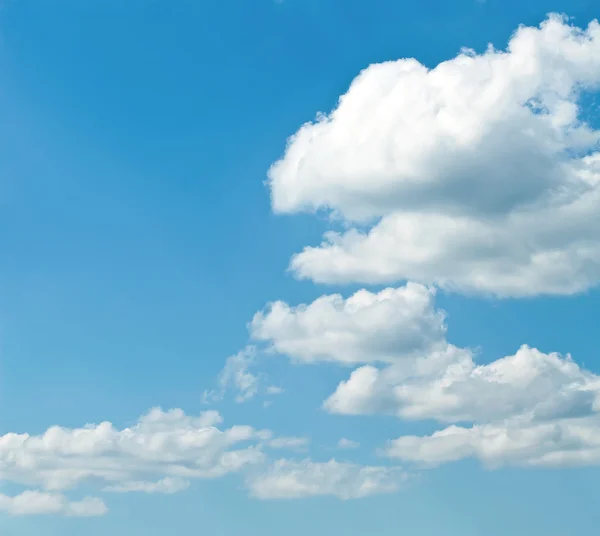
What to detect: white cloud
<box><xmin>383</xmin><ymin>414</ymin><xmax>600</xmax><ymax>468</ymax></box>
<box><xmin>267</xmin><ymin>436</ymin><xmax>310</xmax><ymax>450</ymax></box>
<box><xmin>0</xmin><ymin>408</ymin><xmax>269</xmax><ymax>495</ymax></box>
<box><xmin>269</xmin><ymin>14</ymin><xmax>600</xmax><ymax>297</ymax></box>
<box><xmin>337</xmin><ymin>438</ymin><xmax>360</xmax><ymax>449</ymax></box>
<box><xmin>273</xmin><ymin>283</ymin><xmax>600</xmax><ymax>468</ymax></box>
<box><xmin>247</xmin><ymin>459</ymin><xmax>404</xmax><ymax>499</ymax></box>
<box><xmin>104</xmin><ymin>477</ymin><xmax>190</xmax><ymax>494</ymax></box>
<box><xmin>214</xmin><ymin>346</ymin><xmax>261</xmax><ymax>403</ymax></box>
<box><xmin>0</xmin><ymin>406</ymin><xmax>409</xmax><ymax>511</ymax></box>
<box><xmin>250</xmin><ymin>283</ymin><xmax>446</xmax><ymax>364</ymax></box>
<box><xmin>246</xmin><ymin>276</ymin><xmax>600</xmax><ymax>470</ymax></box>
<box><xmin>0</xmin><ymin>491</ymin><xmax>107</xmax><ymax>517</ymax></box>
<box><xmin>205</xmin><ymin>347</ymin><xmax>283</xmax><ymax>403</ymax></box>
<box><xmin>325</xmin><ymin>345</ymin><xmax>600</xmax><ymax>423</ymax></box>
<box><xmin>327</xmin><ymin>341</ymin><xmax>600</xmax><ymax>467</ymax></box>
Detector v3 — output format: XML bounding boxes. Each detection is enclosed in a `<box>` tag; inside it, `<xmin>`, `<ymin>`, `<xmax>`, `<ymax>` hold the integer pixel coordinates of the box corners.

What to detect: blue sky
<box><xmin>1</xmin><ymin>0</ymin><xmax>600</xmax><ymax>534</ymax></box>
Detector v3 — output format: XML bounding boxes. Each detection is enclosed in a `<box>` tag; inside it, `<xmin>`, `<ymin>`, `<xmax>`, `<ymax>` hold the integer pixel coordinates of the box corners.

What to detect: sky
<box><xmin>0</xmin><ymin>0</ymin><xmax>600</xmax><ymax>534</ymax></box>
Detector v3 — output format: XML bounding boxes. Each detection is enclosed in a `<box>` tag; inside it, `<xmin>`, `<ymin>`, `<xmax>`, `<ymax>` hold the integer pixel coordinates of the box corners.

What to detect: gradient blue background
<box><xmin>0</xmin><ymin>1</ymin><xmax>598</xmax><ymax>534</ymax></box>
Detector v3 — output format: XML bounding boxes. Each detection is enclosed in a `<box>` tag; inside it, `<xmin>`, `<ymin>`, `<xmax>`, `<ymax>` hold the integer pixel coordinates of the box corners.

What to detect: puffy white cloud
<box><xmin>250</xmin><ymin>283</ymin><xmax>446</xmax><ymax>364</ymax></box>
<box><xmin>324</xmin><ymin>344</ymin><xmax>600</xmax><ymax>468</ymax></box>
<box><xmin>269</xmin><ymin>14</ymin><xmax>600</xmax><ymax>296</ymax></box>
<box><xmin>337</xmin><ymin>438</ymin><xmax>360</xmax><ymax>449</ymax></box>
<box><xmin>0</xmin><ymin>408</ymin><xmax>269</xmax><ymax>494</ymax></box>
<box><xmin>291</xmin><ymin>284</ymin><xmax>600</xmax><ymax>468</ymax></box>
<box><xmin>383</xmin><ymin>414</ymin><xmax>600</xmax><ymax>468</ymax></box>
<box><xmin>325</xmin><ymin>345</ymin><xmax>600</xmax><ymax>424</ymax></box>
<box><xmin>247</xmin><ymin>459</ymin><xmax>404</xmax><ymax>499</ymax></box>
<box><xmin>0</xmin><ymin>491</ymin><xmax>107</xmax><ymax>517</ymax></box>
<box><xmin>247</xmin><ymin>276</ymin><xmax>600</xmax><ymax>469</ymax></box>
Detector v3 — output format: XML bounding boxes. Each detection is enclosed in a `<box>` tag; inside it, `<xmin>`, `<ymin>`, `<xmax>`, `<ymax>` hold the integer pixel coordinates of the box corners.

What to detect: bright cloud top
<box><xmin>0</xmin><ymin>407</ymin><xmax>270</xmax><ymax>491</ymax></box>
<box><xmin>325</xmin><ymin>345</ymin><xmax>600</xmax><ymax>424</ymax></box>
<box><xmin>250</xmin><ymin>283</ymin><xmax>446</xmax><ymax>364</ymax></box>
<box><xmin>269</xmin><ymin>15</ymin><xmax>600</xmax><ymax>296</ymax></box>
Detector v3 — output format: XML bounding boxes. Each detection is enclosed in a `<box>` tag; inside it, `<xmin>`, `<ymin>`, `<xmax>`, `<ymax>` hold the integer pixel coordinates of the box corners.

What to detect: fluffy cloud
<box><xmin>269</xmin><ymin>15</ymin><xmax>600</xmax><ymax>297</ymax></box>
<box><xmin>247</xmin><ymin>459</ymin><xmax>404</xmax><ymax>499</ymax></box>
<box><xmin>327</xmin><ymin>342</ymin><xmax>600</xmax><ymax>467</ymax></box>
<box><xmin>325</xmin><ymin>345</ymin><xmax>600</xmax><ymax>423</ymax></box>
<box><xmin>245</xmin><ymin>274</ymin><xmax>600</xmax><ymax>469</ymax></box>
<box><xmin>0</xmin><ymin>491</ymin><xmax>107</xmax><ymax>517</ymax></box>
<box><xmin>0</xmin><ymin>406</ymin><xmax>407</xmax><ymax>513</ymax></box>
<box><xmin>250</xmin><ymin>283</ymin><xmax>446</xmax><ymax>364</ymax></box>
<box><xmin>0</xmin><ymin>408</ymin><xmax>269</xmax><ymax>497</ymax></box>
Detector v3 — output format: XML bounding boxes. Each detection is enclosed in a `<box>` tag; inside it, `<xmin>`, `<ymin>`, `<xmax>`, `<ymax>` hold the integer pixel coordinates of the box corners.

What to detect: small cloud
<box><xmin>268</xmin><ymin>436</ymin><xmax>310</xmax><ymax>450</ymax></box>
<box><xmin>247</xmin><ymin>459</ymin><xmax>406</xmax><ymax>500</ymax></box>
<box><xmin>105</xmin><ymin>477</ymin><xmax>190</xmax><ymax>495</ymax></box>
<box><xmin>0</xmin><ymin>491</ymin><xmax>107</xmax><ymax>517</ymax></box>
<box><xmin>337</xmin><ymin>438</ymin><xmax>360</xmax><ymax>449</ymax></box>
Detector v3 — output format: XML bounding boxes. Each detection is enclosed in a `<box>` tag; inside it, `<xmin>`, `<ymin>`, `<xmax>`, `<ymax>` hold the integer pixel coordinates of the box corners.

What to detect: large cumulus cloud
<box><xmin>269</xmin><ymin>15</ymin><xmax>600</xmax><ymax>296</ymax></box>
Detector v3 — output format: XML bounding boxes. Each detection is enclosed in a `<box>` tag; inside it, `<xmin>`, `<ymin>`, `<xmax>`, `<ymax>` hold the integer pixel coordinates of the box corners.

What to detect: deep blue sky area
<box><xmin>0</xmin><ymin>1</ymin><xmax>599</xmax><ymax>535</ymax></box>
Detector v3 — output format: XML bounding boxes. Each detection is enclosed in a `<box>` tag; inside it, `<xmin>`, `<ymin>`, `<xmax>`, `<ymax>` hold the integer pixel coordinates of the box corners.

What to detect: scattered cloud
<box><xmin>247</xmin><ymin>459</ymin><xmax>405</xmax><ymax>499</ymax></box>
<box><xmin>269</xmin><ymin>14</ymin><xmax>600</xmax><ymax>297</ymax></box>
<box><xmin>204</xmin><ymin>348</ymin><xmax>284</xmax><ymax>404</ymax></box>
<box><xmin>250</xmin><ymin>279</ymin><xmax>600</xmax><ymax>469</ymax></box>
<box><xmin>267</xmin><ymin>436</ymin><xmax>310</xmax><ymax>450</ymax></box>
<box><xmin>0</xmin><ymin>408</ymin><xmax>410</xmax><ymax>512</ymax></box>
<box><xmin>0</xmin><ymin>407</ymin><xmax>271</xmax><ymax>512</ymax></box>
<box><xmin>383</xmin><ymin>414</ymin><xmax>600</xmax><ymax>468</ymax></box>
<box><xmin>216</xmin><ymin>346</ymin><xmax>261</xmax><ymax>403</ymax></box>
<box><xmin>104</xmin><ymin>477</ymin><xmax>190</xmax><ymax>495</ymax></box>
<box><xmin>0</xmin><ymin>491</ymin><xmax>107</xmax><ymax>517</ymax></box>
<box><xmin>13</xmin><ymin>13</ymin><xmax>600</xmax><ymax>520</ymax></box>
<box><xmin>337</xmin><ymin>438</ymin><xmax>360</xmax><ymax>449</ymax></box>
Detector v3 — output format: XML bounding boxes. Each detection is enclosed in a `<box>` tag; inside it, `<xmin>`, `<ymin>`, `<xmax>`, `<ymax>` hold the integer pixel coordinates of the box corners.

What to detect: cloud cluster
<box><xmin>269</xmin><ymin>15</ymin><xmax>600</xmax><ymax>297</ymax></box>
<box><xmin>0</xmin><ymin>408</ymin><xmax>268</xmax><ymax>515</ymax></box>
<box><xmin>327</xmin><ymin>340</ymin><xmax>600</xmax><ymax>468</ymax></box>
<box><xmin>0</xmin><ymin>407</ymin><xmax>270</xmax><ymax>493</ymax></box>
<box><xmin>32</xmin><ymin>14</ymin><xmax>597</xmax><ymax>517</ymax></box>
<box><xmin>247</xmin><ymin>280</ymin><xmax>600</xmax><ymax>468</ymax></box>
<box><xmin>0</xmin><ymin>406</ymin><xmax>401</xmax><ymax>515</ymax></box>
<box><xmin>193</xmin><ymin>17</ymin><xmax>600</xmax><ymax>509</ymax></box>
